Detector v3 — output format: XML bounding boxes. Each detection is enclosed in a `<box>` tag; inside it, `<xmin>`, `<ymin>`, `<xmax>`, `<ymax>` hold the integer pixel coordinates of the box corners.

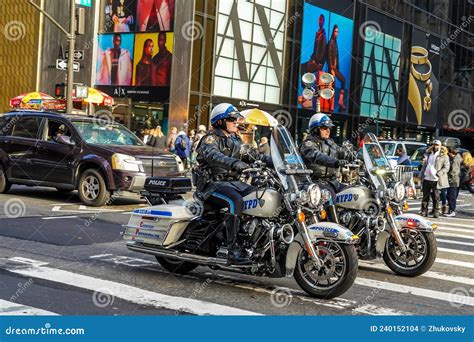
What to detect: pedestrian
<box><xmin>147</xmin><ymin>126</ymin><xmax>166</xmax><ymax>149</ymax></box>
<box><xmin>419</xmin><ymin>140</ymin><xmax>450</xmax><ymax>218</ymax></box>
<box><xmin>258</xmin><ymin>136</ymin><xmax>270</xmax><ymax>156</ymax></box>
<box><xmin>191</xmin><ymin>125</ymin><xmax>208</xmax><ymax>165</ymax></box>
<box><xmin>445</xmin><ymin>147</ymin><xmax>463</xmax><ymax>217</ymax></box>
<box><xmin>175</xmin><ymin>130</ymin><xmax>191</xmax><ymax>168</ymax></box>
<box><xmin>166</xmin><ymin>126</ymin><xmax>178</xmax><ymax>154</ymax></box>
<box><xmin>396</xmin><ymin>147</ymin><xmax>411</xmax><ymax>166</ymax></box>
<box><xmin>189</xmin><ymin>129</ymin><xmax>196</xmax><ymax>142</ymax></box>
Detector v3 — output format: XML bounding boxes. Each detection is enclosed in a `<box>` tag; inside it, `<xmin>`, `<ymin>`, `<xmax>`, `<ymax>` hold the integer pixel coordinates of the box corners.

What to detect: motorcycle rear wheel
<box><xmin>156</xmin><ymin>257</ymin><xmax>198</xmax><ymax>274</ymax></box>
<box><xmin>294</xmin><ymin>242</ymin><xmax>358</xmax><ymax>299</ymax></box>
<box><xmin>383</xmin><ymin>229</ymin><xmax>437</xmax><ymax>277</ymax></box>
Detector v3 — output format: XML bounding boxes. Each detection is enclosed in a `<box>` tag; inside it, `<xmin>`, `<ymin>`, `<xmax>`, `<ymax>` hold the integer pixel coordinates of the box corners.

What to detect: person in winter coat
<box><xmin>419</xmin><ymin>140</ymin><xmax>450</xmax><ymax>218</ymax></box>
<box><xmin>175</xmin><ymin>131</ymin><xmax>191</xmax><ymax>168</ymax></box>
<box><xmin>445</xmin><ymin>147</ymin><xmax>463</xmax><ymax>217</ymax></box>
<box><xmin>166</xmin><ymin>126</ymin><xmax>177</xmax><ymax>153</ymax></box>
<box><xmin>147</xmin><ymin>126</ymin><xmax>166</xmax><ymax>149</ymax></box>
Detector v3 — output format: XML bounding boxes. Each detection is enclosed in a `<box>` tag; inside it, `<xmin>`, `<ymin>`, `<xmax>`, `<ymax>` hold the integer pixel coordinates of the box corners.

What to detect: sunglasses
<box><xmin>226</xmin><ymin>117</ymin><xmax>238</xmax><ymax>123</ymax></box>
<box><xmin>320</xmin><ymin>126</ymin><xmax>331</xmax><ymax>131</ymax></box>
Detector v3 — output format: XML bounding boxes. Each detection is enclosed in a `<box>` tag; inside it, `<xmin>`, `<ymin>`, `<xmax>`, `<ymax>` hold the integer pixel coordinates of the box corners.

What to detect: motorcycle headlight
<box><xmin>111</xmin><ymin>153</ymin><xmax>143</xmax><ymax>172</ymax></box>
<box><xmin>394</xmin><ymin>182</ymin><xmax>405</xmax><ymax>201</ymax></box>
<box><xmin>307</xmin><ymin>184</ymin><xmax>321</xmax><ymax>207</ymax></box>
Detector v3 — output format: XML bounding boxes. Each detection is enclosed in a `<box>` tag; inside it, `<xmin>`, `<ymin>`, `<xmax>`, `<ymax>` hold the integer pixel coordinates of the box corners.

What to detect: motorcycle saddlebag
<box><xmin>144</xmin><ymin>177</ymin><xmax>192</xmax><ymax>194</ymax></box>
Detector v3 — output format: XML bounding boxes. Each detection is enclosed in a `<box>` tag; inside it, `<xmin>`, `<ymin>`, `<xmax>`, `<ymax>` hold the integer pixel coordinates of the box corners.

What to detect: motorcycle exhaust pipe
<box><xmin>126</xmin><ymin>241</ymin><xmax>228</xmax><ymax>266</ymax></box>
<box><xmin>275</xmin><ymin>224</ymin><xmax>294</xmax><ymax>244</ymax></box>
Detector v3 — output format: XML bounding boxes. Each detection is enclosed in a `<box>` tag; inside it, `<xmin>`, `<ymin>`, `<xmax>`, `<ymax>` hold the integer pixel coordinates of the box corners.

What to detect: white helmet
<box><xmin>210</xmin><ymin>103</ymin><xmax>243</xmax><ymax>126</ymax></box>
<box><xmin>308</xmin><ymin>113</ymin><xmax>334</xmax><ymax>132</ymax></box>
<box><xmin>198</xmin><ymin>124</ymin><xmax>207</xmax><ymax>132</ymax></box>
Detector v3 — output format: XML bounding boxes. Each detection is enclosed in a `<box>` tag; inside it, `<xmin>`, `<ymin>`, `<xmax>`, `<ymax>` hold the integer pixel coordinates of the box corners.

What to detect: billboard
<box><xmin>298</xmin><ymin>0</ymin><xmax>354</xmax><ymax>113</ymax></box>
<box><xmin>213</xmin><ymin>0</ymin><xmax>287</xmax><ymax>104</ymax></box>
<box><xmin>97</xmin><ymin>0</ymin><xmax>175</xmax><ymax>101</ymax></box>
<box><xmin>407</xmin><ymin>28</ymin><xmax>441</xmax><ymax>127</ymax></box>
<box><xmin>360</xmin><ymin>13</ymin><xmax>402</xmax><ymax>121</ymax></box>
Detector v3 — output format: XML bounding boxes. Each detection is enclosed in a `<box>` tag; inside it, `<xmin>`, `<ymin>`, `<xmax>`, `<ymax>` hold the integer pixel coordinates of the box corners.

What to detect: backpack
<box><xmin>179</xmin><ymin>136</ymin><xmax>187</xmax><ymax>150</ymax></box>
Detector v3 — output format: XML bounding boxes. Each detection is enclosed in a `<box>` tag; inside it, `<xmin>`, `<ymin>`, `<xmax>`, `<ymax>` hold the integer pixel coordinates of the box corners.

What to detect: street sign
<box><xmin>65</xmin><ymin>50</ymin><xmax>84</xmax><ymax>60</ymax></box>
<box><xmin>56</xmin><ymin>59</ymin><xmax>80</xmax><ymax>73</ymax></box>
<box><xmin>75</xmin><ymin>85</ymin><xmax>88</xmax><ymax>99</ymax></box>
<box><xmin>75</xmin><ymin>0</ymin><xmax>92</xmax><ymax>7</ymax></box>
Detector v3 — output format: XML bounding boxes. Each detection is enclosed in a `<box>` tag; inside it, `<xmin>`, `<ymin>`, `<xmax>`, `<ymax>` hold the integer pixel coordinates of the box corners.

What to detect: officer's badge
<box><xmin>304</xmin><ymin>141</ymin><xmax>314</xmax><ymax>147</ymax></box>
<box><xmin>204</xmin><ymin>135</ymin><xmax>216</xmax><ymax>144</ymax></box>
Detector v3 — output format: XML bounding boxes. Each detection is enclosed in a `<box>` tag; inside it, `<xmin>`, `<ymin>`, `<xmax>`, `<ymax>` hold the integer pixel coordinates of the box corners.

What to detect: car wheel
<box><xmin>0</xmin><ymin>164</ymin><xmax>11</xmax><ymax>194</ymax></box>
<box><xmin>78</xmin><ymin>169</ymin><xmax>110</xmax><ymax>207</ymax></box>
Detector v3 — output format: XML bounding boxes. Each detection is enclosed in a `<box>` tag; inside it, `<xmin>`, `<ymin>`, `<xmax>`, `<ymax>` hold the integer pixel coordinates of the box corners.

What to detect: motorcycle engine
<box><xmin>339</xmin><ymin>210</ymin><xmax>353</xmax><ymax>226</ymax></box>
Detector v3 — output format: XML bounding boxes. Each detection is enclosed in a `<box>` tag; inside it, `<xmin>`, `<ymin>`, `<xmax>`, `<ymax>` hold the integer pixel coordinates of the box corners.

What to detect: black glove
<box><xmin>233</xmin><ymin>161</ymin><xmax>250</xmax><ymax>173</ymax></box>
<box><xmin>336</xmin><ymin>159</ymin><xmax>349</xmax><ymax>168</ymax></box>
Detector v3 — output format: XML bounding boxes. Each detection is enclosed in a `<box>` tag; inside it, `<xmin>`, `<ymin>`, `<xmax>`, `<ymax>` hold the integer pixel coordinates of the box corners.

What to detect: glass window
<box><xmin>11</xmin><ymin>117</ymin><xmax>41</xmax><ymax>139</ymax></box>
<box><xmin>43</xmin><ymin>120</ymin><xmax>72</xmax><ymax>142</ymax></box>
<box><xmin>73</xmin><ymin>121</ymin><xmax>143</xmax><ymax>146</ymax></box>
<box><xmin>405</xmin><ymin>144</ymin><xmax>423</xmax><ymax>156</ymax></box>
<box><xmin>380</xmin><ymin>142</ymin><xmax>396</xmax><ymax>156</ymax></box>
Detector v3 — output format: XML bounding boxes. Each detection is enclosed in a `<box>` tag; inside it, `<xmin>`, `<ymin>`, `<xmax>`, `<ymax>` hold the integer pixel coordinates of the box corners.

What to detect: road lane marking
<box><xmin>435</xmin><ymin>258</ymin><xmax>474</xmax><ymax>269</ymax></box>
<box><xmin>436</xmin><ymin>238</ymin><xmax>474</xmax><ymax>247</ymax></box>
<box><xmin>438</xmin><ymin>247</ymin><xmax>474</xmax><ymax>256</ymax></box>
<box><xmin>87</xmin><ymin>254</ymin><xmax>413</xmax><ymax>314</ymax></box>
<box><xmin>355</xmin><ymin>278</ymin><xmax>474</xmax><ymax>307</ymax></box>
<box><xmin>435</xmin><ymin>232</ymin><xmax>474</xmax><ymax>239</ymax></box>
<box><xmin>431</xmin><ymin>221</ymin><xmax>474</xmax><ymax>229</ymax></box>
<box><xmin>2</xmin><ymin>258</ymin><xmax>259</xmax><ymax>316</ymax></box>
<box><xmin>0</xmin><ymin>299</ymin><xmax>58</xmax><ymax>316</ymax></box>
<box><xmin>42</xmin><ymin>216</ymin><xmax>79</xmax><ymax>220</ymax></box>
<box><xmin>359</xmin><ymin>261</ymin><xmax>474</xmax><ymax>286</ymax></box>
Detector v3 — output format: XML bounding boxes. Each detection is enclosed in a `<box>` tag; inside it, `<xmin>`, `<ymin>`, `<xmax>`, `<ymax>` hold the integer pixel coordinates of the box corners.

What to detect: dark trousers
<box><xmin>207</xmin><ymin>185</ymin><xmax>254</xmax><ymax>216</ymax></box>
<box><xmin>422</xmin><ymin>180</ymin><xmax>439</xmax><ymax>212</ymax></box>
<box><xmin>447</xmin><ymin>186</ymin><xmax>460</xmax><ymax>212</ymax></box>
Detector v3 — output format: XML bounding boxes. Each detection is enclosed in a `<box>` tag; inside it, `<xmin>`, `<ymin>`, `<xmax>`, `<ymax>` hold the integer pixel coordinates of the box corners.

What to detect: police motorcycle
<box><xmin>123</xmin><ymin>122</ymin><xmax>359</xmax><ymax>299</ymax></box>
<box><xmin>325</xmin><ymin>133</ymin><xmax>437</xmax><ymax>276</ymax></box>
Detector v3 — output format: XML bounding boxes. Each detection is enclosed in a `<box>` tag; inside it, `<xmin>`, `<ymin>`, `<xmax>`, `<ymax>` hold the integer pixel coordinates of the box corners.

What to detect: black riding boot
<box><xmin>224</xmin><ymin>214</ymin><xmax>250</xmax><ymax>264</ymax></box>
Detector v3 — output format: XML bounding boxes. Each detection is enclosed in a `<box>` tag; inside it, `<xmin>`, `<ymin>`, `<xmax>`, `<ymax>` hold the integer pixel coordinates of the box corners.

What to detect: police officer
<box><xmin>195</xmin><ymin>103</ymin><xmax>255</xmax><ymax>264</ymax></box>
<box><xmin>299</xmin><ymin>113</ymin><xmax>352</xmax><ymax>196</ymax></box>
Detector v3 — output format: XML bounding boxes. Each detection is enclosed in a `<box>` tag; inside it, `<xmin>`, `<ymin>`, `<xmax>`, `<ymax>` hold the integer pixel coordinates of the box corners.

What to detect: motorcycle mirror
<box><xmin>319</xmin><ymin>72</ymin><xmax>335</xmax><ymax>85</ymax></box>
<box><xmin>302</xmin><ymin>88</ymin><xmax>314</xmax><ymax>100</ymax></box>
<box><xmin>320</xmin><ymin>88</ymin><xmax>335</xmax><ymax>100</ymax></box>
<box><xmin>302</xmin><ymin>72</ymin><xmax>316</xmax><ymax>87</ymax></box>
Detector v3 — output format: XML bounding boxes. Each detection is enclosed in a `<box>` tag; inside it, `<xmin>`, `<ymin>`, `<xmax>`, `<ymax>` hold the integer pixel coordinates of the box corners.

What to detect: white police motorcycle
<box><xmin>123</xmin><ymin>125</ymin><xmax>359</xmax><ymax>299</ymax></box>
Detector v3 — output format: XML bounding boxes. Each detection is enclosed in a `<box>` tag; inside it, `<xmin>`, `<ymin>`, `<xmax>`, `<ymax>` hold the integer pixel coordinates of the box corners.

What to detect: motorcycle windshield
<box><xmin>362</xmin><ymin>133</ymin><xmax>391</xmax><ymax>189</ymax></box>
<box><xmin>270</xmin><ymin>125</ymin><xmax>309</xmax><ymax>191</ymax></box>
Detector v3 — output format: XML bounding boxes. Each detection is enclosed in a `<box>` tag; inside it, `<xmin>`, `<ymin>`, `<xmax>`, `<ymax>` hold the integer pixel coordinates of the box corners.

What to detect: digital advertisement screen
<box><xmin>360</xmin><ymin>12</ymin><xmax>402</xmax><ymax>121</ymax></box>
<box><xmin>298</xmin><ymin>0</ymin><xmax>354</xmax><ymax>113</ymax></box>
<box><xmin>97</xmin><ymin>0</ymin><xmax>175</xmax><ymax>100</ymax></box>
<box><xmin>407</xmin><ymin>27</ymin><xmax>441</xmax><ymax>127</ymax></box>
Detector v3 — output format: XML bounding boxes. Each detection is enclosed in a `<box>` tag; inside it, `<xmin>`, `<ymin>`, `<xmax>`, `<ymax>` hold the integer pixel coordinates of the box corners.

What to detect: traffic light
<box><xmin>55</xmin><ymin>84</ymin><xmax>66</xmax><ymax>98</ymax></box>
<box><xmin>76</xmin><ymin>7</ymin><xmax>86</xmax><ymax>35</ymax></box>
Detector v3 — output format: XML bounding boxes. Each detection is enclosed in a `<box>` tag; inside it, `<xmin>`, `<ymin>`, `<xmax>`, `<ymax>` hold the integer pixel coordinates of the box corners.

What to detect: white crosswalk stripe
<box><xmin>0</xmin><ymin>299</ymin><xmax>58</xmax><ymax>315</ymax></box>
<box><xmin>0</xmin><ymin>258</ymin><xmax>259</xmax><ymax>316</ymax></box>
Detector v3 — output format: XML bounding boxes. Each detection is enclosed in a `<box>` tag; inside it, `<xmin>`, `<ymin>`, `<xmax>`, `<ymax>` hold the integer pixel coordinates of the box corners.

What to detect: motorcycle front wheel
<box><xmin>294</xmin><ymin>242</ymin><xmax>358</xmax><ymax>299</ymax></box>
<box><xmin>383</xmin><ymin>229</ymin><xmax>437</xmax><ymax>277</ymax></box>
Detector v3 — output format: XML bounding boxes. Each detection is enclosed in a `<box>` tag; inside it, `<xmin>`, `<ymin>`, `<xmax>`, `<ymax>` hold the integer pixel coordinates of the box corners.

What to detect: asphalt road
<box><xmin>0</xmin><ymin>185</ymin><xmax>473</xmax><ymax>316</ymax></box>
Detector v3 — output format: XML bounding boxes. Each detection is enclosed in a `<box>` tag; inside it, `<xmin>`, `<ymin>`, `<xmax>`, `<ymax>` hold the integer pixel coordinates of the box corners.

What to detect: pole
<box><xmin>67</xmin><ymin>0</ymin><xmax>76</xmax><ymax>113</ymax></box>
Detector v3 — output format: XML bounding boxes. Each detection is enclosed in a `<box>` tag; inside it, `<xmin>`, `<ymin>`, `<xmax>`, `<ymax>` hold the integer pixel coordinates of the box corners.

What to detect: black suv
<box><xmin>0</xmin><ymin>111</ymin><xmax>183</xmax><ymax>206</ymax></box>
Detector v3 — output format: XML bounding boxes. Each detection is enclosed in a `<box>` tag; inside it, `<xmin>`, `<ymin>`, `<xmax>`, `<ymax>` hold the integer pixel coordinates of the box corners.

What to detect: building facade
<box><xmin>1</xmin><ymin>0</ymin><xmax>472</xmax><ymax>149</ymax></box>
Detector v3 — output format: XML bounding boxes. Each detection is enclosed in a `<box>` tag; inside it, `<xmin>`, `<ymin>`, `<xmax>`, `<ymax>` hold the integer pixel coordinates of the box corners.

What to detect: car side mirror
<box><xmin>56</xmin><ymin>135</ymin><xmax>75</xmax><ymax>146</ymax></box>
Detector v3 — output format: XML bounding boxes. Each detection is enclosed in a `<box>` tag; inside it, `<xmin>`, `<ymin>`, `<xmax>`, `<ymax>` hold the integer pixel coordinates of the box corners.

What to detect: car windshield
<box><xmin>73</xmin><ymin>120</ymin><xmax>144</xmax><ymax>146</ymax></box>
<box><xmin>380</xmin><ymin>142</ymin><xmax>396</xmax><ymax>156</ymax></box>
<box><xmin>411</xmin><ymin>147</ymin><xmax>426</xmax><ymax>161</ymax></box>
